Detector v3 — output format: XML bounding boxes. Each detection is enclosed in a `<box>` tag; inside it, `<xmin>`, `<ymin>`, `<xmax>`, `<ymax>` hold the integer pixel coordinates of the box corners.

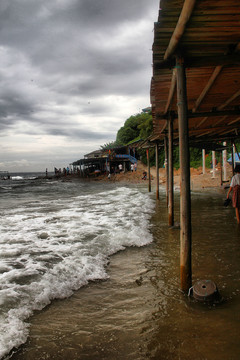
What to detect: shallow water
<box><xmin>0</xmin><ymin>176</ymin><xmax>155</xmax><ymax>359</ymax></box>
<box><xmin>7</xmin><ymin>185</ymin><xmax>240</xmax><ymax>360</ymax></box>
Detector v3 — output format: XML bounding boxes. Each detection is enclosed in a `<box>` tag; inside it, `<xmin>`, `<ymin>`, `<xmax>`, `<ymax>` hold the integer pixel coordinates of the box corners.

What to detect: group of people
<box><xmin>54</xmin><ymin>167</ymin><xmax>71</xmax><ymax>176</ymax></box>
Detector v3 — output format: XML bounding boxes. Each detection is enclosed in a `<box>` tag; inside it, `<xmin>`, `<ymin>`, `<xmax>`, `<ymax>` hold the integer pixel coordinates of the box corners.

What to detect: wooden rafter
<box><xmin>154</xmin><ymin>54</ymin><xmax>240</xmax><ymax>70</ymax></box>
<box><xmin>192</xmin><ymin>66</ymin><xmax>223</xmax><ymax>113</ymax></box>
<box><xmin>157</xmin><ymin>109</ymin><xmax>240</xmax><ymax>120</ymax></box>
<box><xmin>164</xmin><ymin>69</ymin><xmax>176</xmax><ymax>114</ymax></box>
<box><xmin>217</xmin><ymin>89</ymin><xmax>240</xmax><ymax>110</ymax></box>
<box><xmin>164</xmin><ymin>0</ymin><xmax>197</xmax><ymax>60</ymax></box>
<box><xmin>193</xmin><ymin>117</ymin><xmax>208</xmax><ymax>129</ymax></box>
<box><xmin>214</xmin><ymin>115</ymin><xmax>228</xmax><ymax>126</ymax></box>
<box><xmin>229</xmin><ymin>117</ymin><xmax>240</xmax><ymax>125</ymax></box>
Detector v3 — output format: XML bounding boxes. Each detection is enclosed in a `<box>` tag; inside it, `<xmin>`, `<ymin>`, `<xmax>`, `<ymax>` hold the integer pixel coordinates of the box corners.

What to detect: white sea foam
<box><xmin>11</xmin><ymin>176</ymin><xmax>24</xmax><ymax>180</ymax></box>
<box><xmin>0</xmin><ymin>184</ymin><xmax>155</xmax><ymax>358</ymax></box>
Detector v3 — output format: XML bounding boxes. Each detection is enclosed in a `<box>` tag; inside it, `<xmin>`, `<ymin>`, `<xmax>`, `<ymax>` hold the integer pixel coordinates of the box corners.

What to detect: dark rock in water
<box><xmin>39</xmin><ymin>232</ymin><xmax>49</xmax><ymax>239</ymax></box>
<box><xmin>135</xmin><ymin>276</ymin><xmax>143</xmax><ymax>286</ymax></box>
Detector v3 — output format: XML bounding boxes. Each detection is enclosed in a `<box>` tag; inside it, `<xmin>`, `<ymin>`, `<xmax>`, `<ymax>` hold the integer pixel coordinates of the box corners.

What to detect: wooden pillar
<box><xmin>233</xmin><ymin>143</ymin><xmax>236</xmax><ymax>169</ymax></box>
<box><xmin>202</xmin><ymin>149</ymin><xmax>206</xmax><ymax>174</ymax></box>
<box><xmin>164</xmin><ymin>136</ymin><xmax>169</xmax><ymax>206</ymax></box>
<box><xmin>220</xmin><ymin>151</ymin><xmax>223</xmax><ymax>186</ymax></box>
<box><xmin>147</xmin><ymin>148</ymin><xmax>151</xmax><ymax>192</ymax></box>
<box><xmin>155</xmin><ymin>142</ymin><xmax>159</xmax><ymax>200</ymax></box>
<box><xmin>223</xmin><ymin>142</ymin><xmax>227</xmax><ymax>181</ymax></box>
<box><xmin>231</xmin><ymin>141</ymin><xmax>234</xmax><ymax>176</ymax></box>
<box><xmin>176</xmin><ymin>56</ymin><xmax>192</xmax><ymax>293</ymax></box>
<box><xmin>168</xmin><ymin>116</ymin><xmax>174</xmax><ymax>226</ymax></box>
<box><xmin>212</xmin><ymin>151</ymin><xmax>216</xmax><ymax>178</ymax></box>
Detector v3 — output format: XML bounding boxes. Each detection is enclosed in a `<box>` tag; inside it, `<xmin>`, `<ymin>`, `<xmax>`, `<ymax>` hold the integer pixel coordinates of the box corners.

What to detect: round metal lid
<box><xmin>192</xmin><ymin>280</ymin><xmax>218</xmax><ymax>302</ymax></box>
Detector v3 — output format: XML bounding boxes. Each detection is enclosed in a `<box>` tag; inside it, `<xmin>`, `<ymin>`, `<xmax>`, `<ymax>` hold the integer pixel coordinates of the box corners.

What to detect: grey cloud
<box><xmin>48</xmin><ymin>127</ymin><xmax>113</xmax><ymax>140</ymax></box>
<box><xmin>0</xmin><ymin>0</ymin><xmax>157</xmax><ymax>170</ymax></box>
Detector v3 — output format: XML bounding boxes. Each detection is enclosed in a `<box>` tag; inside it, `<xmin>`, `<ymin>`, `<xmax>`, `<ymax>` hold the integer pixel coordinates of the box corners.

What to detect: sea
<box><xmin>1</xmin><ymin>173</ymin><xmax>240</xmax><ymax>360</ymax></box>
<box><xmin>0</xmin><ymin>173</ymin><xmax>155</xmax><ymax>359</ymax></box>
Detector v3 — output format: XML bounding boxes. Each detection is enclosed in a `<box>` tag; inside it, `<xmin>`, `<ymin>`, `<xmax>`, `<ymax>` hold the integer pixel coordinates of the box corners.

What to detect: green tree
<box><xmin>116</xmin><ymin>112</ymin><xmax>152</xmax><ymax>145</ymax></box>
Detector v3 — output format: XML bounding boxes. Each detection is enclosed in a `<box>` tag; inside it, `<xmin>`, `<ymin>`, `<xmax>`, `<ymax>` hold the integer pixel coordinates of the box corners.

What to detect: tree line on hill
<box><xmin>100</xmin><ymin>110</ymin><xmax>236</xmax><ymax>169</ymax></box>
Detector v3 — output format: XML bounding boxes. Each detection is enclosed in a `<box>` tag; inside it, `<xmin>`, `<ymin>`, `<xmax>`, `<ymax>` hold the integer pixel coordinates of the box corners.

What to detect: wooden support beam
<box><xmin>220</xmin><ymin>151</ymin><xmax>223</xmax><ymax>186</ymax></box>
<box><xmin>147</xmin><ymin>148</ymin><xmax>151</xmax><ymax>192</ymax></box>
<box><xmin>164</xmin><ymin>69</ymin><xmax>177</xmax><ymax>114</ymax></box>
<box><xmin>214</xmin><ymin>115</ymin><xmax>228</xmax><ymax>126</ymax></box>
<box><xmin>229</xmin><ymin>117</ymin><xmax>240</xmax><ymax>125</ymax></box>
<box><xmin>223</xmin><ymin>142</ymin><xmax>227</xmax><ymax>182</ymax></box>
<box><xmin>212</xmin><ymin>151</ymin><xmax>216</xmax><ymax>178</ymax></box>
<box><xmin>164</xmin><ymin>0</ymin><xmax>197</xmax><ymax>60</ymax></box>
<box><xmin>176</xmin><ymin>56</ymin><xmax>192</xmax><ymax>293</ymax></box>
<box><xmin>168</xmin><ymin>116</ymin><xmax>174</xmax><ymax>227</ymax></box>
<box><xmin>202</xmin><ymin>149</ymin><xmax>206</xmax><ymax>175</ymax></box>
<box><xmin>217</xmin><ymin>89</ymin><xmax>240</xmax><ymax>111</ymax></box>
<box><xmin>231</xmin><ymin>141</ymin><xmax>235</xmax><ymax>176</ymax></box>
<box><xmin>189</xmin><ymin>124</ymin><xmax>240</xmax><ymax>134</ymax></box>
<box><xmin>164</xmin><ymin>136</ymin><xmax>169</xmax><ymax>206</ymax></box>
<box><xmin>156</xmin><ymin>109</ymin><xmax>240</xmax><ymax>120</ymax></box>
<box><xmin>192</xmin><ymin>66</ymin><xmax>223</xmax><ymax>113</ymax></box>
<box><xmin>155</xmin><ymin>142</ymin><xmax>159</xmax><ymax>200</ymax></box>
<box><xmin>194</xmin><ymin>117</ymin><xmax>208</xmax><ymax>129</ymax></box>
<box><xmin>154</xmin><ymin>54</ymin><xmax>240</xmax><ymax>70</ymax></box>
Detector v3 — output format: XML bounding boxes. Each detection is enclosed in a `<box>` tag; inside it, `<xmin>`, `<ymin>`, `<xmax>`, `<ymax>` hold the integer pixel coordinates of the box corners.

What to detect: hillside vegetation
<box><xmin>101</xmin><ymin>110</ymin><xmax>234</xmax><ymax>169</ymax></box>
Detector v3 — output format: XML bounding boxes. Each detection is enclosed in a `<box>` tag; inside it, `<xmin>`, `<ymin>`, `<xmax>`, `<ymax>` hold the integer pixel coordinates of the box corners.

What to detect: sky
<box><xmin>0</xmin><ymin>0</ymin><xmax>159</xmax><ymax>172</ymax></box>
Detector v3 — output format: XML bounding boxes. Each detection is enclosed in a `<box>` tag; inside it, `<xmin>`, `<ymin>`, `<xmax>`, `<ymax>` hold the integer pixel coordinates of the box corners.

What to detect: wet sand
<box><xmin>10</xmin><ymin>188</ymin><xmax>240</xmax><ymax>360</ymax></box>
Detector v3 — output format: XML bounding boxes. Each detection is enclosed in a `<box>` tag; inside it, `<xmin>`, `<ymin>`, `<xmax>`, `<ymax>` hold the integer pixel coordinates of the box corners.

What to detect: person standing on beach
<box><xmin>227</xmin><ymin>164</ymin><xmax>240</xmax><ymax>224</ymax></box>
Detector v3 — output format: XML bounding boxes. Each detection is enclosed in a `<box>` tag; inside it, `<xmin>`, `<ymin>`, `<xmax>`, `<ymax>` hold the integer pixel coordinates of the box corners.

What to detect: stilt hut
<box><xmin>150</xmin><ymin>0</ymin><xmax>240</xmax><ymax>292</ymax></box>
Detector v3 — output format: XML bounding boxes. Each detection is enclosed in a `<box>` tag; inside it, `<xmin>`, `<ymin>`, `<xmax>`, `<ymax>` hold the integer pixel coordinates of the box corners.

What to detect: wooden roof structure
<box><xmin>151</xmin><ymin>0</ymin><xmax>240</xmax><ymax>147</ymax></box>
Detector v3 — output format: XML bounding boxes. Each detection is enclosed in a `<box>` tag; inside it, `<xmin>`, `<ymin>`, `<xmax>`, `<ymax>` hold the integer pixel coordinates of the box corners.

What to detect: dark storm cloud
<box><xmin>0</xmin><ymin>92</ymin><xmax>36</xmax><ymax>126</ymax></box>
<box><xmin>48</xmin><ymin>127</ymin><xmax>111</xmax><ymax>140</ymax></box>
<box><xmin>0</xmin><ymin>0</ymin><xmax>158</xmax><ymax>170</ymax></box>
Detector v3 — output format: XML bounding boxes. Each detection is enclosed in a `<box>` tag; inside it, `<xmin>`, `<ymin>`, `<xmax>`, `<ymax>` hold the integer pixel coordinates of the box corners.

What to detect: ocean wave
<box><xmin>0</xmin><ymin>184</ymin><xmax>155</xmax><ymax>358</ymax></box>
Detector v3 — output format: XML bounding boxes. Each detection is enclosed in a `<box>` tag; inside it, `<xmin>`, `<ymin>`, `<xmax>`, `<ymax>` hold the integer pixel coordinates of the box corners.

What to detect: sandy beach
<box><xmin>84</xmin><ymin>161</ymin><xmax>232</xmax><ymax>193</ymax></box>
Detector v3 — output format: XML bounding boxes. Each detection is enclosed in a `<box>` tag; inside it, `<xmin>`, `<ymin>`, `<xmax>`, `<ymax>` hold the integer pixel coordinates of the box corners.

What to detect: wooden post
<box><xmin>147</xmin><ymin>148</ymin><xmax>151</xmax><ymax>192</ymax></box>
<box><xmin>164</xmin><ymin>136</ymin><xmax>169</xmax><ymax>206</ymax></box>
<box><xmin>231</xmin><ymin>141</ymin><xmax>234</xmax><ymax>176</ymax></box>
<box><xmin>176</xmin><ymin>56</ymin><xmax>192</xmax><ymax>293</ymax></box>
<box><xmin>220</xmin><ymin>151</ymin><xmax>223</xmax><ymax>186</ymax></box>
<box><xmin>155</xmin><ymin>142</ymin><xmax>159</xmax><ymax>200</ymax></box>
<box><xmin>202</xmin><ymin>149</ymin><xmax>206</xmax><ymax>174</ymax></box>
<box><xmin>223</xmin><ymin>142</ymin><xmax>227</xmax><ymax>181</ymax></box>
<box><xmin>212</xmin><ymin>151</ymin><xmax>216</xmax><ymax>178</ymax></box>
<box><xmin>233</xmin><ymin>143</ymin><xmax>236</xmax><ymax>169</ymax></box>
<box><xmin>168</xmin><ymin>116</ymin><xmax>174</xmax><ymax>226</ymax></box>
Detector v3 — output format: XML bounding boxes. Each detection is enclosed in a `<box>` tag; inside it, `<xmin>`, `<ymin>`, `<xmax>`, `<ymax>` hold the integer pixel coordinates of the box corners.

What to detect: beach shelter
<box><xmin>150</xmin><ymin>0</ymin><xmax>240</xmax><ymax>292</ymax></box>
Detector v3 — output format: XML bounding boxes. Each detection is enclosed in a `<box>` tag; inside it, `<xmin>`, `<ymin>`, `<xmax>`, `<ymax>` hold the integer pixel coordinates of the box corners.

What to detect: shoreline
<box><xmin>54</xmin><ymin>161</ymin><xmax>231</xmax><ymax>194</ymax></box>
<box><xmin>9</xmin><ymin>186</ymin><xmax>240</xmax><ymax>360</ymax></box>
